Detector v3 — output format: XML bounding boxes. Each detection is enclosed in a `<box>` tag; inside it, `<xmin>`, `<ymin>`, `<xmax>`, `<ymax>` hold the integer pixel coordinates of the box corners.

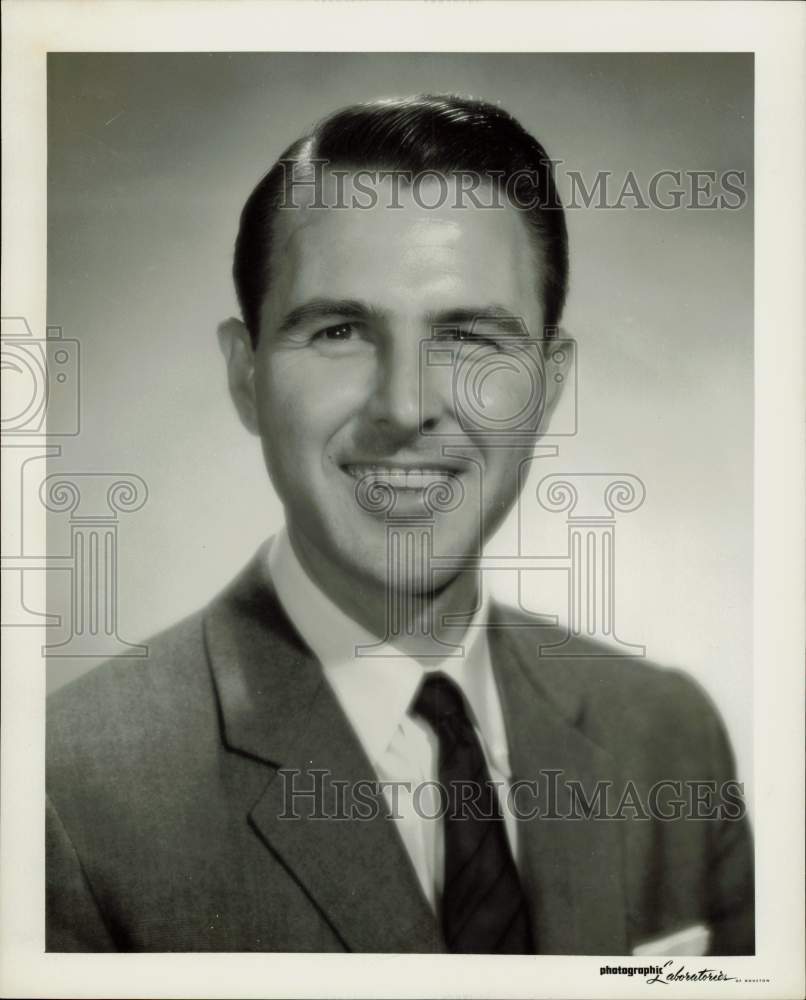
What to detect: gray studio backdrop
<box><xmin>44</xmin><ymin>52</ymin><xmax>753</xmax><ymax>794</ymax></box>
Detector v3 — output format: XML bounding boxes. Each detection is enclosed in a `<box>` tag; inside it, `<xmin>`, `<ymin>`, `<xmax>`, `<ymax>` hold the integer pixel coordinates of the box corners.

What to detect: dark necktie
<box><xmin>412</xmin><ymin>672</ymin><xmax>534</xmax><ymax>953</ymax></box>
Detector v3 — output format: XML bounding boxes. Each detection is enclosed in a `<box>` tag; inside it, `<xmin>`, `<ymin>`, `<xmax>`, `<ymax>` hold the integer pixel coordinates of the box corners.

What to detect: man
<box><xmin>46</xmin><ymin>95</ymin><xmax>754</xmax><ymax>954</ymax></box>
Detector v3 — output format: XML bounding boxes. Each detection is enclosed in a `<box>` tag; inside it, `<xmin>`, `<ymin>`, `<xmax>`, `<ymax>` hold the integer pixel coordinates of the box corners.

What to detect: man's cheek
<box><xmin>260</xmin><ymin>396</ymin><xmax>339</xmax><ymax>482</ymax></box>
<box><xmin>485</xmin><ymin>368</ymin><xmax>542</xmax><ymax>424</ymax></box>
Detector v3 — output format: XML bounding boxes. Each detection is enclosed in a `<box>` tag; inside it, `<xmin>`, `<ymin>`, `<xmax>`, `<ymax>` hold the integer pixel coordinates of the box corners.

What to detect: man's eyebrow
<box><xmin>426</xmin><ymin>306</ymin><xmax>529</xmax><ymax>335</ymax></box>
<box><xmin>276</xmin><ymin>298</ymin><xmax>381</xmax><ymax>333</ymax></box>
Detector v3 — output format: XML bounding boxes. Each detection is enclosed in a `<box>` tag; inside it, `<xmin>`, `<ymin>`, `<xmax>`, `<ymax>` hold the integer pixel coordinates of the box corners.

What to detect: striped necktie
<box><xmin>412</xmin><ymin>672</ymin><xmax>534</xmax><ymax>953</ymax></box>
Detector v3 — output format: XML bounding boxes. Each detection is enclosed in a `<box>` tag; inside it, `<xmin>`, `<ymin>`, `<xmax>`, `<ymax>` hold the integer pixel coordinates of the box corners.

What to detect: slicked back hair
<box><xmin>233</xmin><ymin>95</ymin><xmax>569</xmax><ymax>345</ymax></box>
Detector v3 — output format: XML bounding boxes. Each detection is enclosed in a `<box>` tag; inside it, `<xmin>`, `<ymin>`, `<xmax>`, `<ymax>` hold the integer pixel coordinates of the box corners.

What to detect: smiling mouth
<box><xmin>342</xmin><ymin>463</ymin><xmax>461</xmax><ymax>491</ymax></box>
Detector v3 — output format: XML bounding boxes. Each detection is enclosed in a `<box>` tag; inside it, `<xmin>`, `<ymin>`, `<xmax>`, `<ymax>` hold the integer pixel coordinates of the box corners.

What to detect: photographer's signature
<box><xmin>646</xmin><ymin>960</ymin><xmax>738</xmax><ymax>985</ymax></box>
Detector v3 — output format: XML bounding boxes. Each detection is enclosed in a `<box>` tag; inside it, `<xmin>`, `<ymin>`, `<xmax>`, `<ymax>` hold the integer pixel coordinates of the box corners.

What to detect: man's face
<box><xmin>229</xmin><ymin>173</ymin><xmax>547</xmax><ymax>593</ymax></box>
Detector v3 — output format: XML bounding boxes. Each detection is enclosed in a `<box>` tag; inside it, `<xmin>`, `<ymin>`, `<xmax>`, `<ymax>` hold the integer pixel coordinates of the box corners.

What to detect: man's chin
<box><xmin>336</xmin><ymin>554</ymin><xmax>434</xmax><ymax>596</ymax></box>
<box><xmin>334</xmin><ymin>530</ymin><xmax>482</xmax><ymax>596</ymax></box>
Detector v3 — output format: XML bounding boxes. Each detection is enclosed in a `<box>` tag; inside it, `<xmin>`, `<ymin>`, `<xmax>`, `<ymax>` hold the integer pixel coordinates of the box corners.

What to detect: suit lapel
<box><xmin>489</xmin><ymin>611</ymin><xmax>629</xmax><ymax>955</ymax></box>
<box><xmin>203</xmin><ymin>547</ymin><xmax>440</xmax><ymax>953</ymax></box>
<box><xmin>204</xmin><ymin>547</ymin><xmax>627</xmax><ymax>954</ymax></box>
<box><xmin>250</xmin><ymin>687</ymin><xmax>441</xmax><ymax>953</ymax></box>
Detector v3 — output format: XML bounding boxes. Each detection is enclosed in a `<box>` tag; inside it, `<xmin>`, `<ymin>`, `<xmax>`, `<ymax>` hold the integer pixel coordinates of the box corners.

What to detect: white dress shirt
<box><xmin>267</xmin><ymin>529</ymin><xmax>518</xmax><ymax>909</ymax></box>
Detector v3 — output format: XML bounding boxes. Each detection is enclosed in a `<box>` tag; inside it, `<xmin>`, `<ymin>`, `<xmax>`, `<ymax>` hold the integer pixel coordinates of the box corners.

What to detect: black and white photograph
<box><xmin>1</xmin><ymin>3</ymin><xmax>803</xmax><ymax>999</ymax></box>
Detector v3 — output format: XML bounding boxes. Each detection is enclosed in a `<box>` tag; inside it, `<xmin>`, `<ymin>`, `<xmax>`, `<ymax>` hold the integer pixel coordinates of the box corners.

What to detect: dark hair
<box><xmin>233</xmin><ymin>95</ymin><xmax>568</xmax><ymax>344</ymax></box>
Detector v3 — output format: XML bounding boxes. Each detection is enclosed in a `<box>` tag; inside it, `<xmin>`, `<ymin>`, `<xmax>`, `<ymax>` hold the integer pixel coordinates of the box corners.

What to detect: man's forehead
<box><xmin>271</xmin><ymin>167</ymin><xmax>538</xmax><ymax>277</ymax></box>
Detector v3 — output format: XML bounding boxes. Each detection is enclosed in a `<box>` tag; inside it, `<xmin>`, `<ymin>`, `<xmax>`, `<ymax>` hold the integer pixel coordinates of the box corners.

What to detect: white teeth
<box><xmin>345</xmin><ymin>465</ymin><xmax>457</xmax><ymax>490</ymax></box>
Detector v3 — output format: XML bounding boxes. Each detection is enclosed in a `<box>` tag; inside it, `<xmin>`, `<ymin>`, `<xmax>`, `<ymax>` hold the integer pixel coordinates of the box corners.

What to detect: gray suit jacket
<box><xmin>46</xmin><ymin>546</ymin><xmax>754</xmax><ymax>953</ymax></box>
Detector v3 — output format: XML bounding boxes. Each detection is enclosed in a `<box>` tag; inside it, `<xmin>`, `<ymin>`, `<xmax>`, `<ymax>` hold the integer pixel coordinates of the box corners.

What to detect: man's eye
<box><xmin>435</xmin><ymin>328</ymin><xmax>499</xmax><ymax>348</ymax></box>
<box><xmin>313</xmin><ymin>322</ymin><xmax>355</xmax><ymax>342</ymax></box>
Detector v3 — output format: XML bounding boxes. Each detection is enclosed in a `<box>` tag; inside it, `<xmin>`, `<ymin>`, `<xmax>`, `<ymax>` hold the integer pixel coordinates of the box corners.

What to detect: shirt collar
<box><xmin>266</xmin><ymin>529</ymin><xmax>499</xmax><ymax>768</ymax></box>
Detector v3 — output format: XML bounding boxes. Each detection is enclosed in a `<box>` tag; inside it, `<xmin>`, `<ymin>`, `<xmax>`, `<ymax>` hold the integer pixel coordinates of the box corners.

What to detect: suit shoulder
<box><xmin>493</xmin><ymin>603</ymin><xmax>729</xmax><ymax>757</ymax></box>
<box><xmin>49</xmin><ymin>608</ymin><xmax>205</xmax><ymax>706</ymax></box>
<box><xmin>47</xmin><ymin>608</ymin><xmax>211</xmax><ymax>764</ymax></box>
<box><xmin>565</xmin><ymin>647</ymin><xmax>717</xmax><ymax>718</ymax></box>
<box><xmin>496</xmin><ymin>602</ymin><xmax>714</xmax><ymax>705</ymax></box>
<box><xmin>567</xmin><ymin>659</ymin><xmax>730</xmax><ymax>776</ymax></box>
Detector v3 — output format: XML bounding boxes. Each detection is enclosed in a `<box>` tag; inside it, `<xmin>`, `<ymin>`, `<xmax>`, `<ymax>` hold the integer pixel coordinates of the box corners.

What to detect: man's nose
<box><xmin>364</xmin><ymin>337</ymin><xmax>444</xmax><ymax>436</ymax></box>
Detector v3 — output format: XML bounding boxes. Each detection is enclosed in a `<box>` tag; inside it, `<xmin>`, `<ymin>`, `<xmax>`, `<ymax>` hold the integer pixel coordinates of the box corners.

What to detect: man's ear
<box><xmin>539</xmin><ymin>333</ymin><xmax>575</xmax><ymax>432</ymax></box>
<box><xmin>217</xmin><ymin>317</ymin><xmax>260</xmax><ymax>435</ymax></box>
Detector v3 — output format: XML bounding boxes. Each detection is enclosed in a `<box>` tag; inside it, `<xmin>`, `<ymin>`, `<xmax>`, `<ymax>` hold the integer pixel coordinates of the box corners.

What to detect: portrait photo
<box><xmin>2</xmin><ymin>6</ymin><xmax>804</xmax><ymax>997</ymax></box>
<box><xmin>40</xmin><ymin>49</ymin><xmax>755</xmax><ymax>955</ymax></box>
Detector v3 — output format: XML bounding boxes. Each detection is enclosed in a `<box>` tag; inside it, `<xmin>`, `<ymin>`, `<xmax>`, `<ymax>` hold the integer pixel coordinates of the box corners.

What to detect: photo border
<box><xmin>2</xmin><ymin>2</ymin><xmax>803</xmax><ymax>998</ymax></box>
